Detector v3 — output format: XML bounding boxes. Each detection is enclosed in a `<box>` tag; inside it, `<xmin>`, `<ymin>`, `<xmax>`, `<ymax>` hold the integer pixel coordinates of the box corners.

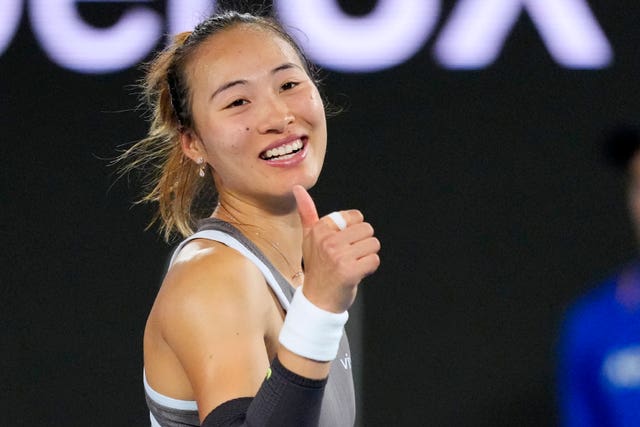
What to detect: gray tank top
<box><xmin>144</xmin><ymin>218</ymin><xmax>355</xmax><ymax>426</ymax></box>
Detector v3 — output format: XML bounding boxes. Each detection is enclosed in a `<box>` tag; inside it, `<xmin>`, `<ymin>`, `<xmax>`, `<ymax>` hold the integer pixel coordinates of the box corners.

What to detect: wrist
<box><xmin>278</xmin><ymin>286</ymin><xmax>348</xmax><ymax>362</ymax></box>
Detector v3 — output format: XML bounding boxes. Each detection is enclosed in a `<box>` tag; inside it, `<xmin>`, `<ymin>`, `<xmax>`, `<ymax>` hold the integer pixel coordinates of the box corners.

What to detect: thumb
<box><xmin>292</xmin><ymin>185</ymin><xmax>319</xmax><ymax>230</ymax></box>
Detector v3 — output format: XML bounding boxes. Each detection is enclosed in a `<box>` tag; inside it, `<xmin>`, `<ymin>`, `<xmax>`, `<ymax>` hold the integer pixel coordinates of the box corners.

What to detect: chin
<box><xmin>293</xmin><ymin>171</ymin><xmax>321</xmax><ymax>191</ymax></box>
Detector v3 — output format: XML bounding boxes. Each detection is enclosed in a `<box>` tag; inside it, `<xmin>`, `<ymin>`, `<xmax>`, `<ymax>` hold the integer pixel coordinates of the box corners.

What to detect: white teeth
<box><xmin>263</xmin><ymin>139</ymin><xmax>303</xmax><ymax>160</ymax></box>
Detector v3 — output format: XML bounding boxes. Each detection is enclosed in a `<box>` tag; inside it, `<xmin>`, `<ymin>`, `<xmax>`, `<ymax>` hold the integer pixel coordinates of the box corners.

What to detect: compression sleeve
<box><xmin>201</xmin><ymin>356</ymin><xmax>327</xmax><ymax>427</ymax></box>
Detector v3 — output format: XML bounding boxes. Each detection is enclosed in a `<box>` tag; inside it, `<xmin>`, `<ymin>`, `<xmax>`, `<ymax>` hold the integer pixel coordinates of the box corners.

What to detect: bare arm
<box><xmin>153</xmin><ymin>186</ymin><xmax>380</xmax><ymax>426</ymax></box>
<box><xmin>157</xmin><ymin>244</ymin><xmax>274</xmax><ymax>419</ymax></box>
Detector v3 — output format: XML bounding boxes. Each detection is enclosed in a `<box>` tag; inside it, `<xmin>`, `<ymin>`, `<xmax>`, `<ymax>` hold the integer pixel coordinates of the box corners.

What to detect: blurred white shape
<box><xmin>29</xmin><ymin>0</ymin><xmax>162</xmax><ymax>73</ymax></box>
<box><xmin>0</xmin><ymin>0</ymin><xmax>22</xmax><ymax>55</ymax></box>
<box><xmin>527</xmin><ymin>0</ymin><xmax>612</xmax><ymax>68</ymax></box>
<box><xmin>167</xmin><ymin>0</ymin><xmax>214</xmax><ymax>38</ymax></box>
<box><xmin>603</xmin><ymin>346</ymin><xmax>640</xmax><ymax>388</ymax></box>
<box><xmin>434</xmin><ymin>0</ymin><xmax>612</xmax><ymax>69</ymax></box>
<box><xmin>0</xmin><ymin>0</ymin><xmax>614</xmax><ymax>73</ymax></box>
<box><xmin>275</xmin><ymin>0</ymin><xmax>440</xmax><ymax>72</ymax></box>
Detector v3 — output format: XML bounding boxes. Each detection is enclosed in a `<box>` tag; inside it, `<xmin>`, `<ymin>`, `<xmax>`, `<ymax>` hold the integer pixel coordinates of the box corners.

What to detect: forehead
<box><xmin>187</xmin><ymin>24</ymin><xmax>304</xmax><ymax>84</ymax></box>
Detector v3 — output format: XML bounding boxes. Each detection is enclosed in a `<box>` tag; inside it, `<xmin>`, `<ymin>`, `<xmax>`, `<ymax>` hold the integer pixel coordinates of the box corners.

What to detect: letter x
<box><xmin>434</xmin><ymin>0</ymin><xmax>612</xmax><ymax>68</ymax></box>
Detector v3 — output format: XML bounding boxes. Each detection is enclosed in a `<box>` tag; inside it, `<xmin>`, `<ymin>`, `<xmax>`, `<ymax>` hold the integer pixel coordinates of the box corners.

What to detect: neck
<box><xmin>213</xmin><ymin>192</ymin><xmax>304</xmax><ymax>285</ymax></box>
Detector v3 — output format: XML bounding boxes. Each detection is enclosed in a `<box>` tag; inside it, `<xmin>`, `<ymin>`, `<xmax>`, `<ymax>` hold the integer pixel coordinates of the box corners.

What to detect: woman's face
<box><xmin>183</xmin><ymin>24</ymin><xmax>327</xmax><ymax>206</ymax></box>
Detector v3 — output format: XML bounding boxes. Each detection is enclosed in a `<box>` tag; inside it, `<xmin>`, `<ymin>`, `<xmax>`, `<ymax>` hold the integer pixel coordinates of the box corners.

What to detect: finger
<box><xmin>327</xmin><ymin>212</ymin><xmax>347</xmax><ymax>231</ymax></box>
<box><xmin>348</xmin><ymin>237</ymin><xmax>381</xmax><ymax>260</ymax></box>
<box><xmin>338</xmin><ymin>253</ymin><xmax>381</xmax><ymax>283</ymax></box>
<box><xmin>354</xmin><ymin>253</ymin><xmax>381</xmax><ymax>277</ymax></box>
<box><xmin>321</xmin><ymin>209</ymin><xmax>364</xmax><ymax>231</ymax></box>
<box><xmin>292</xmin><ymin>185</ymin><xmax>319</xmax><ymax>231</ymax></box>
<box><xmin>339</xmin><ymin>222</ymin><xmax>374</xmax><ymax>243</ymax></box>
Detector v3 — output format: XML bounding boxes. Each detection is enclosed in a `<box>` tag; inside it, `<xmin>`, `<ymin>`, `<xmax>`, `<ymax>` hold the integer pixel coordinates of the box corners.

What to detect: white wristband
<box><xmin>279</xmin><ymin>287</ymin><xmax>349</xmax><ymax>362</ymax></box>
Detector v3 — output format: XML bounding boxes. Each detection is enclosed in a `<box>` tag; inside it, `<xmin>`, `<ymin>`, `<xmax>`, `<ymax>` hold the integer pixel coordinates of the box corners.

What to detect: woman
<box><xmin>119</xmin><ymin>9</ymin><xmax>381</xmax><ymax>427</ymax></box>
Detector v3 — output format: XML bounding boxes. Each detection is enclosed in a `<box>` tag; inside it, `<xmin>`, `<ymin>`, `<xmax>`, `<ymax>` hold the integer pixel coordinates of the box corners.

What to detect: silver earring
<box><xmin>197</xmin><ymin>157</ymin><xmax>206</xmax><ymax>178</ymax></box>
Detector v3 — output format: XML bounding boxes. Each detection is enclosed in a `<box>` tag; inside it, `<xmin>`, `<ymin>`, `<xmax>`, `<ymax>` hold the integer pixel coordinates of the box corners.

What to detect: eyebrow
<box><xmin>272</xmin><ymin>62</ymin><xmax>300</xmax><ymax>74</ymax></box>
<box><xmin>210</xmin><ymin>63</ymin><xmax>303</xmax><ymax>101</ymax></box>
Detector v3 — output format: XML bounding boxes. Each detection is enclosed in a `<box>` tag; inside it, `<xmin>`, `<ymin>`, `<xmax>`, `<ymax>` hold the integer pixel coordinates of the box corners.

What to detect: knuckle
<box><xmin>346</xmin><ymin>209</ymin><xmax>363</xmax><ymax>223</ymax></box>
<box><xmin>320</xmin><ymin>235</ymin><xmax>338</xmax><ymax>252</ymax></box>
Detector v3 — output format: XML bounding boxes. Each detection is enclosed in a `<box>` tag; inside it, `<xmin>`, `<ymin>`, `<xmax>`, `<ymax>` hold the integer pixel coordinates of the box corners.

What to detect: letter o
<box><xmin>0</xmin><ymin>0</ymin><xmax>22</xmax><ymax>56</ymax></box>
<box><xmin>29</xmin><ymin>0</ymin><xmax>162</xmax><ymax>73</ymax></box>
<box><xmin>275</xmin><ymin>0</ymin><xmax>440</xmax><ymax>72</ymax></box>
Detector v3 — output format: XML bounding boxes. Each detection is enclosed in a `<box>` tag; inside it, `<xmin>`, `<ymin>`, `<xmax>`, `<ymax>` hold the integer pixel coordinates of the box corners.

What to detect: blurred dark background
<box><xmin>2</xmin><ymin>0</ymin><xmax>639</xmax><ymax>425</ymax></box>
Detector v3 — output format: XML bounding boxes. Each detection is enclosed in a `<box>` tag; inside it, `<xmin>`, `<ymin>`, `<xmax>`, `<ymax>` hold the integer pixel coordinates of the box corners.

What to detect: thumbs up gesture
<box><xmin>292</xmin><ymin>185</ymin><xmax>381</xmax><ymax>313</ymax></box>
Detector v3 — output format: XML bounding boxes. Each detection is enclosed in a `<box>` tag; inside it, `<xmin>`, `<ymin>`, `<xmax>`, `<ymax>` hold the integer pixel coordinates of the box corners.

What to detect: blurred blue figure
<box><xmin>558</xmin><ymin>126</ymin><xmax>640</xmax><ymax>427</ymax></box>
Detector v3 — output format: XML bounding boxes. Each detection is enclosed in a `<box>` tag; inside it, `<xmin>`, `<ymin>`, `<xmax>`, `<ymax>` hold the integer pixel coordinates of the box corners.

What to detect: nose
<box><xmin>257</xmin><ymin>93</ymin><xmax>294</xmax><ymax>134</ymax></box>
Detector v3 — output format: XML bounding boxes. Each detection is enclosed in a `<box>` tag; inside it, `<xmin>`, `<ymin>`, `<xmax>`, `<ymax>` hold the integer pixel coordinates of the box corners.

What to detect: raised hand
<box><xmin>292</xmin><ymin>185</ymin><xmax>381</xmax><ymax>313</ymax></box>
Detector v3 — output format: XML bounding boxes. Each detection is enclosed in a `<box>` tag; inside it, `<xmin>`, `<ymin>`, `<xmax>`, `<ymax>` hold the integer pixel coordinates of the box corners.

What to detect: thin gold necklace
<box><xmin>216</xmin><ymin>203</ymin><xmax>304</xmax><ymax>281</ymax></box>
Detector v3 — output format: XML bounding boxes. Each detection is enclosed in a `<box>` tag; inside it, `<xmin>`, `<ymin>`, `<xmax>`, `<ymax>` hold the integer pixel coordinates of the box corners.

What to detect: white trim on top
<box><xmin>143</xmin><ymin>369</ymin><xmax>198</xmax><ymax>411</ymax></box>
<box><xmin>170</xmin><ymin>229</ymin><xmax>291</xmax><ymax>310</ymax></box>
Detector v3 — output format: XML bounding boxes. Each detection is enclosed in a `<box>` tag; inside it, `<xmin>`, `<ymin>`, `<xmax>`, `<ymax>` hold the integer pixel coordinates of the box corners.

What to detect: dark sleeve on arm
<box><xmin>201</xmin><ymin>356</ymin><xmax>327</xmax><ymax>427</ymax></box>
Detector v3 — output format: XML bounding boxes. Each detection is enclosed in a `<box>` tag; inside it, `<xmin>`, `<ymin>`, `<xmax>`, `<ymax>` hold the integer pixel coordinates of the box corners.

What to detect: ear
<box><xmin>180</xmin><ymin>128</ymin><xmax>205</xmax><ymax>162</ymax></box>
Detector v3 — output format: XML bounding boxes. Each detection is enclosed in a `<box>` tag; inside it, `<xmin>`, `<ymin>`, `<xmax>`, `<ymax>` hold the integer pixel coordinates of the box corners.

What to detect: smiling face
<box><xmin>181</xmin><ymin>24</ymin><xmax>327</xmax><ymax>208</ymax></box>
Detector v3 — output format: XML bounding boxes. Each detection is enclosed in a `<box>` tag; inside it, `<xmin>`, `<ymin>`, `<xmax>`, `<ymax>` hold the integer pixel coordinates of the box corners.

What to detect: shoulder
<box><xmin>145</xmin><ymin>238</ymin><xmax>279</xmax><ymax>413</ymax></box>
<box><xmin>170</xmin><ymin>238</ymin><xmax>263</xmax><ymax>292</ymax></box>
<box><xmin>152</xmin><ymin>238</ymin><xmax>272</xmax><ymax>339</ymax></box>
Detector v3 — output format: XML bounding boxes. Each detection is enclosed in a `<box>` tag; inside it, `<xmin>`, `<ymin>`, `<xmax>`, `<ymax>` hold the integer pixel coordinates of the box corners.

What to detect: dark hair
<box><xmin>116</xmin><ymin>10</ymin><xmax>320</xmax><ymax>241</ymax></box>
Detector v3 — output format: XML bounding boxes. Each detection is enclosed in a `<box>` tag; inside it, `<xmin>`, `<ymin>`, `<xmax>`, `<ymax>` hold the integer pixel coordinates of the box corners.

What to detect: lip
<box><xmin>259</xmin><ymin>135</ymin><xmax>308</xmax><ymax>167</ymax></box>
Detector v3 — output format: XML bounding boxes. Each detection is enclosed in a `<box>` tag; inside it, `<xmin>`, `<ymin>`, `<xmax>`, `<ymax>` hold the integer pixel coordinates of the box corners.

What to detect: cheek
<box><xmin>294</xmin><ymin>86</ymin><xmax>325</xmax><ymax>121</ymax></box>
<box><xmin>309</xmin><ymin>90</ymin><xmax>325</xmax><ymax>117</ymax></box>
<box><xmin>229</xmin><ymin>126</ymin><xmax>254</xmax><ymax>149</ymax></box>
<box><xmin>203</xmin><ymin>130</ymin><xmax>245</xmax><ymax>171</ymax></box>
<box><xmin>215</xmin><ymin>124</ymin><xmax>250</xmax><ymax>150</ymax></box>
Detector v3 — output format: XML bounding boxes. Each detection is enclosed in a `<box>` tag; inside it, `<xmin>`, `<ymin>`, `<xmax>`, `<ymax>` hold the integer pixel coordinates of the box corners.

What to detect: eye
<box><xmin>280</xmin><ymin>81</ymin><xmax>299</xmax><ymax>91</ymax></box>
<box><xmin>225</xmin><ymin>98</ymin><xmax>249</xmax><ymax>109</ymax></box>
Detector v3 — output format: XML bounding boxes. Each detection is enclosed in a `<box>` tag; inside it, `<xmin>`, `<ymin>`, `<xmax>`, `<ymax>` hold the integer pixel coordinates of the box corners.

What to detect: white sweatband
<box><xmin>327</xmin><ymin>211</ymin><xmax>347</xmax><ymax>231</ymax></box>
<box><xmin>279</xmin><ymin>287</ymin><xmax>349</xmax><ymax>362</ymax></box>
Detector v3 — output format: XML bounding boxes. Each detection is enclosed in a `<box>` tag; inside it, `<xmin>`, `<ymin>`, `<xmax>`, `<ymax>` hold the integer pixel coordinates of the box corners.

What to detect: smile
<box><xmin>260</xmin><ymin>139</ymin><xmax>304</xmax><ymax>160</ymax></box>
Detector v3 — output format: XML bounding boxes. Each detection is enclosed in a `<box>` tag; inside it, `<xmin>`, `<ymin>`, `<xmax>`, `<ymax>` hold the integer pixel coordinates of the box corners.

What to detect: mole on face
<box><xmin>245</xmin><ymin>127</ymin><xmax>250</xmax><ymax>132</ymax></box>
